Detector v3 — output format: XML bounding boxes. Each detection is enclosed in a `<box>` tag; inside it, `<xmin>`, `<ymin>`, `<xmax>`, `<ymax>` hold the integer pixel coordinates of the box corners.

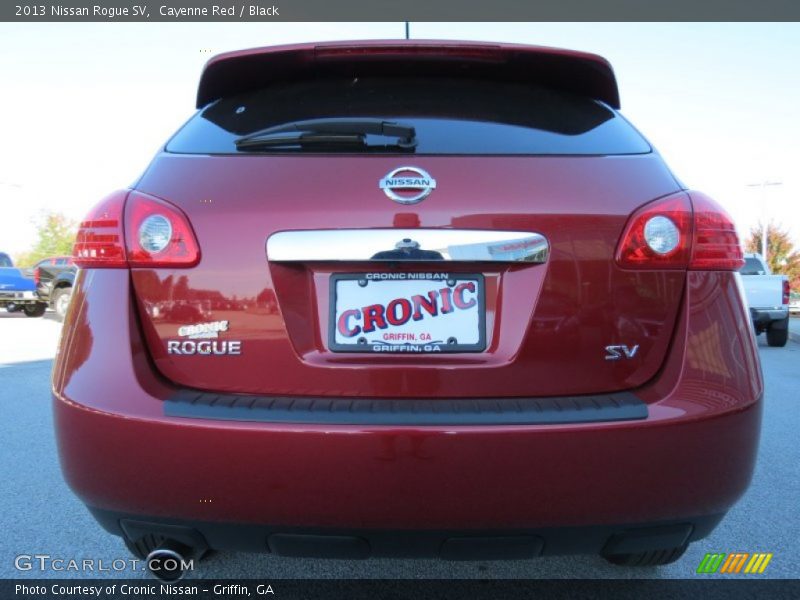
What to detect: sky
<box><xmin>1</xmin><ymin>22</ymin><xmax>799</xmax><ymax>256</ymax></box>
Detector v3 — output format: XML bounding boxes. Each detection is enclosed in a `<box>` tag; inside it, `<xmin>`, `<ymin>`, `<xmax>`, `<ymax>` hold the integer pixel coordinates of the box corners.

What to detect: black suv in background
<box><xmin>30</xmin><ymin>257</ymin><xmax>76</xmax><ymax>320</ymax></box>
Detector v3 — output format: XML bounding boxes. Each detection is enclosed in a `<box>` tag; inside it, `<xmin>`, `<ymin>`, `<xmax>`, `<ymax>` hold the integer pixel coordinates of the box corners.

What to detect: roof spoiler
<box><xmin>196</xmin><ymin>40</ymin><xmax>621</xmax><ymax>109</ymax></box>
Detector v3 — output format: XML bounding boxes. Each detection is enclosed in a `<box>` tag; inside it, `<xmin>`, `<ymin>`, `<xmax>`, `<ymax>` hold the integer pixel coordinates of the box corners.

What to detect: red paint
<box><xmin>53</xmin><ymin>269</ymin><xmax>761</xmax><ymax>529</ymax></box>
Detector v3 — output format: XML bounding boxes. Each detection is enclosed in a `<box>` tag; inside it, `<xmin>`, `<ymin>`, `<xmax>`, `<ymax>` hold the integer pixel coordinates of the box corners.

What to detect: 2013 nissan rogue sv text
<box><xmin>53</xmin><ymin>41</ymin><xmax>762</xmax><ymax>579</ymax></box>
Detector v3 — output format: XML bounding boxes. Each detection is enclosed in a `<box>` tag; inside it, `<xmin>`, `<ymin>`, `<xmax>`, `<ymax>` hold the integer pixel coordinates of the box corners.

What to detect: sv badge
<box><xmin>604</xmin><ymin>344</ymin><xmax>639</xmax><ymax>361</ymax></box>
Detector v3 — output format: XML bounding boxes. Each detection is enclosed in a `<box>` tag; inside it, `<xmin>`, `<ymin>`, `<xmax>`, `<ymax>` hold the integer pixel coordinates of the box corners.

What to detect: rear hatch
<box><xmin>129</xmin><ymin>42</ymin><xmax>685</xmax><ymax>398</ymax></box>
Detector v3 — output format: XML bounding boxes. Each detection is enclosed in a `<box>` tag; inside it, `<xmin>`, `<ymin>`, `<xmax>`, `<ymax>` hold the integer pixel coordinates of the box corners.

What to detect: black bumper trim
<box><xmin>89</xmin><ymin>507</ymin><xmax>724</xmax><ymax>560</ymax></box>
<box><xmin>163</xmin><ymin>389</ymin><xmax>648</xmax><ymax>425</ymax></box>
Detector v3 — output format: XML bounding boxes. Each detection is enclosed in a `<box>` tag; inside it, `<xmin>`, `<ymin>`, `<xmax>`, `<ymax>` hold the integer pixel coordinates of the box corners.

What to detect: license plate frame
<box><xmin>328</xmin><ymin>272</ymin><xmax>486</xmax><ymax>353</ymax></box>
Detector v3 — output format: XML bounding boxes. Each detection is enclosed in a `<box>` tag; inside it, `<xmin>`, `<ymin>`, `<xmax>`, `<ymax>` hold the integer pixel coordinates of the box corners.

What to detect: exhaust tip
<box><xmin>145</xmin><ymin>540</ymin><xmax>195</xmax><ymax>582</ymax></box>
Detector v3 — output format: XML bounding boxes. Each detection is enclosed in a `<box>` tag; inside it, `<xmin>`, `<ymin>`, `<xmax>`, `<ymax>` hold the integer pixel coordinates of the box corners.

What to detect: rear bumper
<box><xmin>55</xmin><ymin>394</ymin><xmax>760</xmax><ymax>534</ymax></box>
<box><xmin>750</xmin><ymin>307</ymin><xmax>789</xmax><ymax>327</ymax></box>
<box><xmin>53</xmin><ymin>270</ymin><xmax>763</xmax><ymax>553</ymax></box>
<box><xmin>0</xmin><ymin>290</ymin><xmax>41</xmax><ymax>306</ymax></box>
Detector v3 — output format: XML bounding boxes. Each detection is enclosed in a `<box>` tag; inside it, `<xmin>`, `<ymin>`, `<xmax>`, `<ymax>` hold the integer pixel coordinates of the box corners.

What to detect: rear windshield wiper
<box><xmin>234</xmin><ymin>118</ymin><xmax>417</xmax><ymax>151</ymax></box>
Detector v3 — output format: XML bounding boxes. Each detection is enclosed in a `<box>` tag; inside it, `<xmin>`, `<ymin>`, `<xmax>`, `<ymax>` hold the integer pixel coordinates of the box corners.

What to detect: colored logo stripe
<box><xmin>744</xmin><ymin>553</ymin><xmax>773</xmax><ymax>574</ymax></box>
<box><xmin>697</xmin><ymin>553</ymin><xmax>772</xmax><ymax>574</ymax></box>
<box><xmin>720</xmin><ymin>553</ymin><xmax>749</xmax><ymax>573</ymax></box>
<box><xmin>697</xmin><ymin>553</ymin><xmax>726</xmax><ymax>574</ymax></box>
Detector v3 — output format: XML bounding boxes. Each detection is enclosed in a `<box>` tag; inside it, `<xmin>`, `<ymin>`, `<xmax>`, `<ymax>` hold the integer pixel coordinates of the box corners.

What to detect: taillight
<box><xmin>33</xmin><ymin>267</ymin><xmax>40</xmax><ymax>286</ymax></box>
<box><xmin>784</xmin><ymin>280</ymin><xmax>791</xmax><ymax>305</ymax></box>
<box><xmin>615</xmin><ymin>193</ymin><xmax>693</xmax><ymax>269</ymax></box>
<box><xmin>73</xmin><ymin>190</ymin><xmax>200</xmax><ymax>269</ymax></box>
<box><xmin>688</xmin><ymin>192</ymin><xmax>745</xmax><ymax>270</ymax></box>
<box><xmin>125</xmin><ymin>191</ymin><xmax>200</xmax><ymax>267</ymax></box>
<box><xmin>73</xmin><ymin>191</ymin><xmax>128</xmax><ymax>268</ymax></box>
<box><xmin>616</xmin><ymin>191</ymin><xmax>745</xmax><ymax>271</ymax></box>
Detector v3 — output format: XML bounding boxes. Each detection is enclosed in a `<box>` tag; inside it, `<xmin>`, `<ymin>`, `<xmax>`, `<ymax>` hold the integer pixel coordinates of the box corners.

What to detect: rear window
<box><xmin>167</xmin><ymin>78</ymin><xmax>650</xmax><ymax>156</ymax></box>
<box><xmin>740</xmin><ymin>257</ymin><xmax>767</xmax><ymax>275</ymax></box>
<box><xmin>0</xmin><ymin>253</ymin><xmax>12</xmax><ymax>267</ymax></box>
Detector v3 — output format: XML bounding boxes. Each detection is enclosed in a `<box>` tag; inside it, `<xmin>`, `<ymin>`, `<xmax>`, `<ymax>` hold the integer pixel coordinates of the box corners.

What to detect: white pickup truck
<box><xmin>739</xmin><ymin>253</ymin><xmax>790</xmax><ymax>347</ymax></box>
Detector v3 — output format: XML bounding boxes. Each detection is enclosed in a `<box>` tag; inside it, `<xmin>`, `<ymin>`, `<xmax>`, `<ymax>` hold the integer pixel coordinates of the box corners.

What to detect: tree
<box><xmin>14</xmin><ymin>212</ymin><xmax>77</xmax><ymax>267</ymax></box>
<box><xmin>744</xmin><ymin>222</ymin><xmax>800</xmax><ymax>291</ymax></box>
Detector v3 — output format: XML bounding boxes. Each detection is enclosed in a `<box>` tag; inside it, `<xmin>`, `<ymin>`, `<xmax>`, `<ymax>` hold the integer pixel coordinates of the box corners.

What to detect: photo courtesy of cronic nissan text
<box><xmin>1</xmin><ymin>2</ymin><xmax>799</xmax><ymax>599</ymax></box>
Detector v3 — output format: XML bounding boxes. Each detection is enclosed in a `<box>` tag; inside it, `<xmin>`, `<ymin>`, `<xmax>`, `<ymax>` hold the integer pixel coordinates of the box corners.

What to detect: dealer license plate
<box><xmin>329</xmin><ymin>273</ymin><xmax>486</xmax><ymax>353</ymax></box>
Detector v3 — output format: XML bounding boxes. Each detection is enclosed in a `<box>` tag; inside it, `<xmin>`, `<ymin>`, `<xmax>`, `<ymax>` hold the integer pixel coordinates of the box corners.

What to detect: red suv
<box><xmin>53</xmin><ymin>41</ymin><xmax>762</xmax><ymax>579</ymax></box>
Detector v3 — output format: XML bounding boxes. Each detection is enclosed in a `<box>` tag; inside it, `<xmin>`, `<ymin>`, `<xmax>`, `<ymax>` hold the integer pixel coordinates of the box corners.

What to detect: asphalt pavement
<box><xmin>789</xmin><ymin>316</ymin><xmax>800</xmax><ymax>344</ymax></box>
<box><xmin>0</xmin><ymin>312</ymin><xmax>798</xmax><ymax>580</ymax></box>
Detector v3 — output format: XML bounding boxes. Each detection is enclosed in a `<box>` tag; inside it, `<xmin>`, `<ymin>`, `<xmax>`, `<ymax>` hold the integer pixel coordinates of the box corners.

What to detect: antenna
<box><xmin>405</xmin><ymin>22</ymin><xmax>410</xmax><ymax>40</ymax></box>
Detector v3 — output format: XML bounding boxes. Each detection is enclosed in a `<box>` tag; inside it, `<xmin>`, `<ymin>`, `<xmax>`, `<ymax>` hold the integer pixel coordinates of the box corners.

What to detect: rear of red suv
<box><xmin>53</xmin><ymin>40</ymin><xmax>762</xmax><ymax>578</ymax></box>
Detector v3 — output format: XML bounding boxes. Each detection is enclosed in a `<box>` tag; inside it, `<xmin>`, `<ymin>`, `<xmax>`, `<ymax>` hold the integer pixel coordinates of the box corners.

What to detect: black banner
<box><xmin>4</xmin><ymin>579</ymin><xmax>800</xmax><ymax>600</ymax></box>
<box><xmin>3</xmin><ymin>0</ymin><xmax>800</xmax><ymax>22</ymax></box>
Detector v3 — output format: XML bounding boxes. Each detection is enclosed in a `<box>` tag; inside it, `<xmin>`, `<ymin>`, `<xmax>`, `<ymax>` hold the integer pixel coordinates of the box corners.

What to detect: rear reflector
<box><xmin>616</xmin><ymin>191</ymin><xmax>745</xmax><ymax>271</ymax></box>
<box><xmin>73</xmin><ymin>190</ymin><xmax>200</xmax><ymax>269</ymax></box>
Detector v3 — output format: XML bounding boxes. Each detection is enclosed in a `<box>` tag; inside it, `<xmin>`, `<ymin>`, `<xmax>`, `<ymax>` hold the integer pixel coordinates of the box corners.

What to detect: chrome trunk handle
<box><xmin>267</xmin><ymin>229</ymin><xmax>548</xmax><ymax>263</ymax></box>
